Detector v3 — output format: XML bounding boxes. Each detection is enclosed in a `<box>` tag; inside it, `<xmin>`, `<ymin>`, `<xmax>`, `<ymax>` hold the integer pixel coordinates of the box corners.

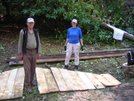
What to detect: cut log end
<box><xmin>122</xmin><ymin>63</ymin><xmax>134</xmax><ymax>78</ymax></box>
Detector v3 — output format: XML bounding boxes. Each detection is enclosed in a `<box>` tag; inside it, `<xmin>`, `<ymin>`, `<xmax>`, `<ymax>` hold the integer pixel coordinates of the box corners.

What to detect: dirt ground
<box><xmin>0</xmin><ymin>28</ymin><xmax>134</xmax><ymax>101</ymax></box>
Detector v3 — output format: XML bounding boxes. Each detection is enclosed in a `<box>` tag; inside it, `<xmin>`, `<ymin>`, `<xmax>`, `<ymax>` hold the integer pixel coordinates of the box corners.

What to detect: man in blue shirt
<box><xmin>64</xmin><ymin>19</ymin><xmax>84</xmax><ymax>71</ymax></box>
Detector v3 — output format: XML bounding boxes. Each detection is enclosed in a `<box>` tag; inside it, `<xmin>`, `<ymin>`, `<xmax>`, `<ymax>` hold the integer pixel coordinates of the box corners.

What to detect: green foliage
<box><xmin>98</xmin><ymin>31</ymin><xmax>113</xmax><ymax>44</ymax></box>
<box><xmin>126</xmin><ymin>28</ymin><xmax>134</xmax><ymax>34</ymax></box>
<box><xmin>124</xmin><ymin>27</ymin><xmax>134</xmax><ymax>47</ymax></box>
<box><xmin>0</xmin><ymin>45</ymin><xmax>4</xmax><ymax>50</ymax></box>
<box><xmin>0</xmin><ymin>0</ymin><xmax>134</xmax><ymax>44</ymax></box>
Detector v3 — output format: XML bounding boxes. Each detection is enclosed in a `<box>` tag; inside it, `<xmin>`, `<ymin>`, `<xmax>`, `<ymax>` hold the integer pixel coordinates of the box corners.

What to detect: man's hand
<box><xmin>18</xmin><ymin>54</ymin><xmax>23</xmax><ymax>60</ymax></box>
<box><xmin>37</xmin><ymin>54</ymin><xmax>41</xmax><ymax>59</ymax></box>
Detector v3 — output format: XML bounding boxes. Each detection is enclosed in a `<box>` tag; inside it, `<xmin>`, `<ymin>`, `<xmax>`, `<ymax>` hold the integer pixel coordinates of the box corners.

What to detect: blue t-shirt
<box><xmin>67</xmin><ymin>27</ymin><xmax>82</xmax><ymax>44</ymax></box>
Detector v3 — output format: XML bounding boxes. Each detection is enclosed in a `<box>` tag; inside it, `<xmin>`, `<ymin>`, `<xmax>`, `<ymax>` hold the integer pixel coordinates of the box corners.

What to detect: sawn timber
<box><xmin>8</xmin><ymin>49</ymin><xmax>131</xmax><ymax>66</ymax></box>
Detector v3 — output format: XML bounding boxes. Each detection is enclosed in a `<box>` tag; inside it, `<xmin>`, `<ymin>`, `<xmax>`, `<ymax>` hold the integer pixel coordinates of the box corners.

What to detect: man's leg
<box><xmin>23</xmin><ymin>50</ymin><xmax>32</xmax><ymax>93</ymax></box>
<box><xmin>31</xmin><ymin>49</ymin><xmax>37</xmax><ymax>86</ymax></box>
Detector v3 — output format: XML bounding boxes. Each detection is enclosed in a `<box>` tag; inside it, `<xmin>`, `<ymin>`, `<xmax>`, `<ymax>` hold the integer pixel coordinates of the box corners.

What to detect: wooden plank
<box><xmin>8</xmin><ymin>48</ymin><xmax>130</xmax><ymax>61</ymax></box>
<box><xmin>94</xmin><ymin>74</ymin><xmax>114</xmax><ymax>86</ymax></box>
<box><xmin>50</xmin><ymin>67</ymin><xmax>70</xmax><ymax>91</ymax></box>
<box><xmin>76</xmin><ymin>71</ymin><xmax>96</xmax><ymax>89</ymax></box>
<box><xmin>80</xmin><ymin>54</ymin><xmax>126</xmax><ymax>59</ymax></box>
<box><xmin>44</xmin><ymin>68</ymin><xmax>59</xmax><ymax>92</ymax></box>
<box><xmin>9</xmin><ymin>54</ymin><xmax>124</xmax><ymax>65</ymax></box>
<box><xmin>0</xmin><ymin>71</ymin><xmax>11</xmax><ymax>100</ymax></box>
<box><xmin>9</xmin><ymin>58</ymin><xmax>65</xmax><ymax>65</ymax></box>
<box><xmin>36</xmin><ymin>67</ymin><xmax>49</xmax><ymax>94</ymax></box>
<box><xmin>67</xmin><ymin>70</ymin><xmax>88</xmax><ymax>90</ymax></box>
<box><xmin>9</xmin><ymin>49</ymin><xmax>130</xmax><ymax>66</ymax></box>
<box><xmin>2</xmin><ymin>68</ymin><xmax>18</xmax><ymax>100</ymax></box>
<box><xmin>10</xmin><ymin>68</ymin><xmax>24</xmax><ymax>99</ymax></box>
<box><xmin>85</xmin><ymin>73</ymin><xmax>105</xmax><ymax>89</ymax></box>
<box><xmin>101</xmin><ymin>74</ymin><xmax>121</xmax><ymax>85</ymax></box>
<box><xmin>59</xmin><ymin>68</ymin><xmax>75</xmax><ymax>91</ymax></box>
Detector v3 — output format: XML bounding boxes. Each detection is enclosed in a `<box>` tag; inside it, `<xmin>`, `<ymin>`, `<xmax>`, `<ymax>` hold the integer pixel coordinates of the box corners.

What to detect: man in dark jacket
<box><xmin>18</xmin><ymin>17</ymin><xmax>41</xmax><ymax>93</ymax></box>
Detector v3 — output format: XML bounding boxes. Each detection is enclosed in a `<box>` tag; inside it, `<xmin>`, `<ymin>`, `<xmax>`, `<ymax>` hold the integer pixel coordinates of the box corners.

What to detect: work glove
<box><xmin>81</xmin><ymin>45</ymin><xmax>84</xmax><ymax>51</ymax></box>
<box><xmin>64</xmin><ymin>46</ymin><xmax>67</xmax><ymax>51</ymax></box>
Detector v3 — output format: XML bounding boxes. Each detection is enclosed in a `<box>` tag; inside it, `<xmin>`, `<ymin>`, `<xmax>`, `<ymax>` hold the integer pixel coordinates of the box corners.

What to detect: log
<box><xmin>100</xmin><ymin>22</ymin><xmax>134</xmax><ymax>41</ymax></box>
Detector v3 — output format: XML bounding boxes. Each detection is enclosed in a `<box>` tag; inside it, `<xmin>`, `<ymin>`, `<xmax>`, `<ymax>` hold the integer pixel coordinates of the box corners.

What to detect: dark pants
<box><xmin>23</xmin><ymin>49</ymin><xmax>37</xmax><ymax>87</ymax></box>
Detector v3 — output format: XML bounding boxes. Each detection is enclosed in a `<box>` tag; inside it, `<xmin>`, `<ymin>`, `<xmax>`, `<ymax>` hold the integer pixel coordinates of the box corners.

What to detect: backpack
<box><xmin>127</xmin><ymin>50</ymin><xmax>134</xmax><ymax>65</ymax></box>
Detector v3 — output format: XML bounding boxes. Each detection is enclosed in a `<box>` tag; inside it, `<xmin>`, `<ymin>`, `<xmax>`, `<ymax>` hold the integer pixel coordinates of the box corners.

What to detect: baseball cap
<box><xmin>27</xmin><ymin>18</ymin><xmax>35</xmax><ymax>22</ymax></box>
<box><xmin>72</xmin><ymin>19</ymin><xmax>77</xmax><ymax>23</ymax></box>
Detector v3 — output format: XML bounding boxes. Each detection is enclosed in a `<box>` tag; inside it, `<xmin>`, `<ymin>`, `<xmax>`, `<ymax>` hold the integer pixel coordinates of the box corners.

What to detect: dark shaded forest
<box><xmin>0</xmin><ymin>0</ymin><xmax>134</xmax><ymax>44</ymax></box>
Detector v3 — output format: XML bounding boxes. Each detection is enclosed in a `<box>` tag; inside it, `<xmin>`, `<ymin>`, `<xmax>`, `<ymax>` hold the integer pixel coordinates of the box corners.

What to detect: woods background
<box><xmin>0</xmin><ymin>0</ymin><xmax>134</xmax><ymax>44</ymax></box>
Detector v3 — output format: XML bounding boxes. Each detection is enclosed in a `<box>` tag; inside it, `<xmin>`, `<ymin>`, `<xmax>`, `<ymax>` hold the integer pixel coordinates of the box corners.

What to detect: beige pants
<box><xmin>64</xmin><ymin>42</ymin><xmax>80</xmax><ymax>65</ymax></box>
<box><xmin>23</xmin><ymin>49</ymin><xmax>37</xmax><ymax>87</ymax></box>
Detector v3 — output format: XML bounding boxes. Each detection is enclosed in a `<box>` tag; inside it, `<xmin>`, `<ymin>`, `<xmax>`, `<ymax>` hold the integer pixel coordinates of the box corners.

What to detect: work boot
<box><xmin>74</xmin><ymin>65</ymin><xmax>78</xmax><ymax>71</ymax></box>
<box><xmin>64</xmin><ymin>65</ymin><xmax>68</xmax><ymax>69</ymax></box>
<box><xmin>26</xmin><ymin>86</ymin><xmax>32</xmax><ymax>93</ymax></box>
<box><xmin>32</xmin><ymin>80</ymin><xmax>37</xmax><ymax>86</ymax></box>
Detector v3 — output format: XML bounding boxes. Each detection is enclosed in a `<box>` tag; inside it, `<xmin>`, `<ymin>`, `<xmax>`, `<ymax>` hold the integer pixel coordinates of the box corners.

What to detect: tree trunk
<box><xmin>100</xmin><ymin>22</ymin><xmax>134</xmax><ymax>41</ymax></box>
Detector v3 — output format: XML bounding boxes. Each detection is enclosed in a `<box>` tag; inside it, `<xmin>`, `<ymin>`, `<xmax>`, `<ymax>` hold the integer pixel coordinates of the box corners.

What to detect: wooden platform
<box><xmin>36</xmin><ymin>67</ymin><xmax>121</xmax><ymax>94</ymax></box>
<box><xmin>0</xmin><ymin>68</ymin><xmax>24</xmax><ymax>101</ymax></box>
<box><xmin>0</xmin><ymin>67</ymin><xmax>121</xmax><ymax>100</ymax></box>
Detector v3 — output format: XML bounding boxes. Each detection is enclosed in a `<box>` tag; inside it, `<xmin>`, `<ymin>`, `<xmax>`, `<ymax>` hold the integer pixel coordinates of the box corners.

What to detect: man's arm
<box><xmin>18</xmin><ymin>29</ymin><xmax>24</xmax><ymax>60</ymax></box>
<box><xmin>37</xmin><ymin>32</ymin><xmax>41</xmax><ymax>58</ymax></box>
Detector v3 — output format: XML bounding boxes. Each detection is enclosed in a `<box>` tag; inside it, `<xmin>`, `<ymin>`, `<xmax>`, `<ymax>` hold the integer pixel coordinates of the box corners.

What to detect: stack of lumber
<box><xmin>7</xmin><ymin>49</ymin><xmax>130</xmax><ymax>66</ymax></box>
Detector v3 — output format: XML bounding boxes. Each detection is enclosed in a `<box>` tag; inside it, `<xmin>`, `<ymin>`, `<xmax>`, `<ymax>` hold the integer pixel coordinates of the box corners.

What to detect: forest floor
<box><xmin>0</xmin><ymin>26</ymin><xmax>134</xmax><ymax>101</ymax></box>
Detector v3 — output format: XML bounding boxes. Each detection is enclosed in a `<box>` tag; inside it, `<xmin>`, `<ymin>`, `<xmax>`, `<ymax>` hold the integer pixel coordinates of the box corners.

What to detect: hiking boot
<box><xmin>74</xmin><ymin>65</ymin><xmax>78</xmax><ymax>71</ymax></box>
<box><xmin>32</xmin><ymin>80</ymin><xmax>37</xmax><ymax>86</ymax></box>
<box><xmin>26</xmin><ymin>86</ymin><xmax>32</xmax><ymax>93</ymax></box>
<box><xmin>64</xmin><ymin>65</ymin><xmax>68</xmax><ymax>69</ymax></box>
